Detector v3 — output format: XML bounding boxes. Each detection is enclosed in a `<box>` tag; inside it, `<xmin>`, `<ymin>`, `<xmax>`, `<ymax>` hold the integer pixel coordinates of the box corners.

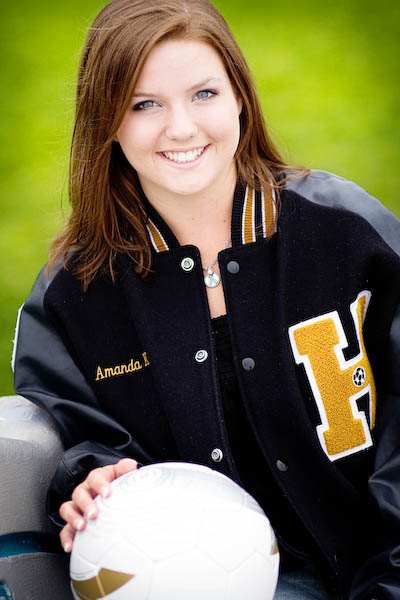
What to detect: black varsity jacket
<box><xmin>13</xmin><ymin>171</ymin><xmax>400</xmax><ymax>599</ymax></box>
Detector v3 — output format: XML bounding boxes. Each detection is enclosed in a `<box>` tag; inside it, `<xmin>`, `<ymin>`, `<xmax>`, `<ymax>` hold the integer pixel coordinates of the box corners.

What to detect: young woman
<box><xmin>13</xmin><ymin>0</ymin><xmax>400</xmax><ymax>598</ymax></box>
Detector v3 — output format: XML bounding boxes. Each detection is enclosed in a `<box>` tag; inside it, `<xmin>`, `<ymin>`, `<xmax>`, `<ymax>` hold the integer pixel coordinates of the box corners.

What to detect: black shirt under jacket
<box><xmin>212</xmin><ymin>314</ymin><xmax>314</xmax><ymax>572</ymax></box>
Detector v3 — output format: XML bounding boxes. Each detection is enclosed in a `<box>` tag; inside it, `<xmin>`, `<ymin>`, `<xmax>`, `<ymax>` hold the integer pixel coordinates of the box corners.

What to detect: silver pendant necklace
<box><xmin>202</xmin><ymin>236</ymin><xmax>231</xmax><ymax>288</ymax></box>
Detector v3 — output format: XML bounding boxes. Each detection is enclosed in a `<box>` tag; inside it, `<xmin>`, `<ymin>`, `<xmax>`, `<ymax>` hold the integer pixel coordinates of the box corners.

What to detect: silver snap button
<box><xmin>276</xmin><ymin>460</ymin><xmax>288</xmax><ymax>472</ymax></box>
<box><xmin>181</xmin><ymin>257</ymin><xmax>194</xmax><ymax>272</ymax></box>
<box><xmin>227</xmin><ymin>260</ymin><xmax>240</xmax><ymax>274</ymax></box>
<box><xmin>242</xmin><ymin>357</ymin><xmax>255</xmax><ymax>371</ymax></box>
<box><xmin>211</xmin><ymin>448</ymin><xmax>223</xmax><ymax>462</ymax></box>
<box><xmin>195</xmin><ymin>349</ymin><xmax>208</xmax><ymax>363</ymax></box>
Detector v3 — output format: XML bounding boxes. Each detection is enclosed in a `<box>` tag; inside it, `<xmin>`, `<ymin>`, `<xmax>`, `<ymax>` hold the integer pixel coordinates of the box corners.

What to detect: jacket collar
<box><xmin>140</xmin><ymin>179</ymin><xmax>277</xmax><ymax>253</ymax></box>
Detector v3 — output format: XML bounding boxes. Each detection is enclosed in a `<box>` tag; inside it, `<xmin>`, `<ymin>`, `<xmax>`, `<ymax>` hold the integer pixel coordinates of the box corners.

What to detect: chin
<box><xmin>163</xmin><ymin>177</ymin><xmax>213</xmax><ymax>198</ymax></box>
<box><xmin>171</xmin><ymin>185</ymin><xmax>206</xmax><ymax>196</ymax></box>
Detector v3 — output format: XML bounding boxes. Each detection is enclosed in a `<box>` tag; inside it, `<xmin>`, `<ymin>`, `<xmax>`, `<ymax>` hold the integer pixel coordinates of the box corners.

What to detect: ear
<box><xmin>113</xmin><ymin>125</ymin><xmax>121</xmax><ymax>143</ymax></box>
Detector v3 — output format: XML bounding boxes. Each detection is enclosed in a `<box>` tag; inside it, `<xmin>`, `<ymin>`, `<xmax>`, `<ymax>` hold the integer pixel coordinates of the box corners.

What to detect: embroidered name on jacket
<box><xmin>289</xmin><ymin>291</ymin><xmax>376</xmax><ymax>461</ymax></box>
<box><xmin>96</xmin><ymin>352</ymin><xmax>150</xmax><ymax>381</ymax></box>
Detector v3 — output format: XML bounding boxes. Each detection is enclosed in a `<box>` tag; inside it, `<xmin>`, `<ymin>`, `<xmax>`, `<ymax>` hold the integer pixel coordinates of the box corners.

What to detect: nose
<box><xmin>164</xmin><ymin>104</ymin><xmax>198</xmax><ymax>141</ymax></box>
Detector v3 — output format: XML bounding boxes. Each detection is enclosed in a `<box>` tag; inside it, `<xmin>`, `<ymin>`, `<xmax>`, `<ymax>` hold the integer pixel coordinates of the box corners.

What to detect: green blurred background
<box><xmin>1</xmin><ymin>0</ymin><xmax>399</xmax><ymax>395</ymax></box>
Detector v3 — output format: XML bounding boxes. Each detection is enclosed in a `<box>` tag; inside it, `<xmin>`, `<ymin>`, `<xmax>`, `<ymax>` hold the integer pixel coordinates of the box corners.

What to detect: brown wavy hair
<box><xmin>49</xmin><ymin>0</ymin><xmax>304</xmax><ymax>289</ymax></box>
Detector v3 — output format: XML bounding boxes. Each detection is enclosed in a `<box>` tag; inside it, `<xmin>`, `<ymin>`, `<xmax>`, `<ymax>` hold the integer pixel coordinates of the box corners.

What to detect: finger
<box><xmin>60</xmin><ymin>523</ymin><xmax>77</xmax><ymax>553</ymax></box>
<box><xmin>85</xmin><ymin>460</ymin><xmax>137</xmax><ymax>498</ymax></box>
<box><xmin>59</xmin><ymin>500</ymin><xmax>87</xmax><ymax>531</ymax></box>
<box><xmin>84</xmin><ymin>465</ymin><xmax>118</xmax><ymax>499</ymax></box>
<box><xmin>115</xmin><ymin>458</ymin><xmax>139</xmax><ymax>478</ymax></box>
<box><xmin>71</xmin><ymin>483</ymin><xmax>100</xmax><ymax>520</ymax></box>
<box><xmin>67</xmin><ymin>460</ymin><xmax>140</xmax><ymax>524</ymax></box>
<box><xmin>80</xmin><ymin>461</ymin><xmax>138</xmax><ymax>518</ymax></box>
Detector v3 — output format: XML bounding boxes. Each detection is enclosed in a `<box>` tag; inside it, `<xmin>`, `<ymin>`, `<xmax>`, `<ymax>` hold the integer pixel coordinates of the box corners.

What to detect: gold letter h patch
<box><xmin>289</xmin><ymin>291</ymin><xmax>376</xmax><ymax>461</ymax></box>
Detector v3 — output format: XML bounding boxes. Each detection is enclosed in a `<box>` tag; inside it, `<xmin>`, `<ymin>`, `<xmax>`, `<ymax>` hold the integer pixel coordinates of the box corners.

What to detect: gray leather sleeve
<box><xmin>12</xmin><ymin>265</ymin><xmax>98</xmax><ymax>416</ymax></box>
<box><xmin>285</xmin><ymin>170</ymin><xmax>400</xmax><ymax>256</ymax></box>
<box><xmin>356</xmin><ymin>304</ymin><xmax>400</xmax><ymax>599</ymax></box>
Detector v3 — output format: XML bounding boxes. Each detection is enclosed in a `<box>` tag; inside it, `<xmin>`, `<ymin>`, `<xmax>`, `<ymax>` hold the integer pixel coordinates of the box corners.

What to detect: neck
<box><xmin>139</xmin><ymin>166</ymin><xmax>236</xmax><ymax>246</ymax></box>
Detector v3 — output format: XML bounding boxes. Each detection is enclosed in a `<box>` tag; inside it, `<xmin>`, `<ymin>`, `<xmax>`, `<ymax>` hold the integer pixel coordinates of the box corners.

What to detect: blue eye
<box><xmin>133</xmin><ymin>100</ymin><xmax>157</xmax><ymax>111</ymax></box>
<box><xmin>195</xmin><ymin>90</ymin><xmax>216</xmax><ymax>101</ymax></box>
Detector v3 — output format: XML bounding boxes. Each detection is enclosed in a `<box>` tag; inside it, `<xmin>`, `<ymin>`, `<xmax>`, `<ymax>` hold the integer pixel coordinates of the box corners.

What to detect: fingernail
<box><xmin>63</xmin><ymin>542</ymin><xmax>72</xmax><ymax>553</ymax></box>
<box><xmin>85</xmin><ymin>506</ymin><xmax>97</xmax><ymax>519</ymax></box>
<box><xmin>75</xmin><ymin>518</ymin><xmax>85</xmax><ymax>531</ymax></box>
<box><xmin>100</xmin><ymin>486</ymin><xmax>111</xmax><ymax>498</ymax></box>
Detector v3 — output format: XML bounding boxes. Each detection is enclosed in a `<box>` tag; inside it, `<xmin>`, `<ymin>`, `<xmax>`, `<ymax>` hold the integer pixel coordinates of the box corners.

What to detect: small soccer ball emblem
<box><xmin>353</xmin><ymin>366</ymin><xmax>366</xmax><ymax>387</ymax></box>
<box><xmin>70</xmin><ymin>462</ymin><xmax>279</xmax><ymax>600</ymax></box>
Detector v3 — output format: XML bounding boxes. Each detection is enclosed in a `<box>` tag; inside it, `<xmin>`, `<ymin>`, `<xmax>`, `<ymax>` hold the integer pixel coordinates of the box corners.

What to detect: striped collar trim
<box><xmin>232</xmin><ymin>180</ymin><xmax>277</xmax><ymax>247</ymax></box>
<box><xmin>139</xmin><ymin>202</ymin><xmax>177</xmax><ymax>254</ymax></box>
<box><xmin>240</xmin><ymin>184</ymin><xmax>277</xmax><ymax>245</ymax></box>
<box><xmin>144</xmin><ymin>213</ymin><xmax>170</xmax><ymax>253</ymax></box>
<box><xmin>142</xmin><ymin>180</ymin><xmax>277</xmax><ymax>254</ymax></box>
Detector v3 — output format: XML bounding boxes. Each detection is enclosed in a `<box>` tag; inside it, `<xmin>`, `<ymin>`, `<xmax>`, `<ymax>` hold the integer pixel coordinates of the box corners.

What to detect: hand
<box><xmin>59</xmin><ymin>457</ymin><xmax>139</xmax><ymax>553</ymax></box>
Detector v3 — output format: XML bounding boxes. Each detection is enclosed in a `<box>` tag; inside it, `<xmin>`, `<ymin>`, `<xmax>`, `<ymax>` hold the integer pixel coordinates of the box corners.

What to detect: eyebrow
<box><xmin>132</xmin><ymin>77</ymin><xmax>222</xmax><ymax>98</ymax></box>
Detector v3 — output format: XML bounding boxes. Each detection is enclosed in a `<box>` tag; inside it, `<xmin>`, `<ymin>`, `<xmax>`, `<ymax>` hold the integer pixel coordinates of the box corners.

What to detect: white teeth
<box><xmin>162</xmin><ymin>146</ymin><xmax>205</xmax><ymax>163</ymax></box>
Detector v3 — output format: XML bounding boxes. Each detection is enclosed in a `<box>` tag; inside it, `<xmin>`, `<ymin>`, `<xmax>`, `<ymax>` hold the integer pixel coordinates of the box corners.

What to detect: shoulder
<box><xmin>284</xmin><ymin>170</ymin><xmax>400</xmax><ymax>256</ymax></box>
<box><xmin>22</xmin><ymin>260</ymin><xmax>65</xmax><ymax>316</ymax></box>
<box><xmin>43</xmin><ymin>253</ymin><xmax>119</xmax><ymax>305</ymax></box>
<box><xmin>43</xmin><ymin>256</ymin><xmax>131</xmax><ymax>325</ymax></box>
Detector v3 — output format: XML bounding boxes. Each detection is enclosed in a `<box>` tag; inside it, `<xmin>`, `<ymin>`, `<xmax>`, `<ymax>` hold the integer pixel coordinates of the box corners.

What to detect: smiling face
<box><xmin>116</xmin><ymin>38</ymin><xmax>242</xmax><ymax>205</ymax></box>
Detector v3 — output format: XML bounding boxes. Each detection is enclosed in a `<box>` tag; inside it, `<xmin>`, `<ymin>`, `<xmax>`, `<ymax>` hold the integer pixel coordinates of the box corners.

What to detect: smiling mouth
<box><xmin>160</xmin><ymin>145</ymin><xmax>208</xmax><ymax>164</ymax></box>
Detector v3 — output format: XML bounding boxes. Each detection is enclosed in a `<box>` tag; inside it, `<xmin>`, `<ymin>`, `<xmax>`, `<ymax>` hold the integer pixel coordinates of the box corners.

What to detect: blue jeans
<box><xmin>274</xmin><ymin>565</ymin><xmax>339</xmax><ymax>600</ymax></box>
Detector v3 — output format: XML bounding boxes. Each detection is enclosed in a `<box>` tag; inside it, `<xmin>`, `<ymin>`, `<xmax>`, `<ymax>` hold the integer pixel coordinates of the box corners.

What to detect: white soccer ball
<box><xmin>70</xmin><ymin>462</ymin><xmax>279</xmax><ymax>600</ymax></box>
